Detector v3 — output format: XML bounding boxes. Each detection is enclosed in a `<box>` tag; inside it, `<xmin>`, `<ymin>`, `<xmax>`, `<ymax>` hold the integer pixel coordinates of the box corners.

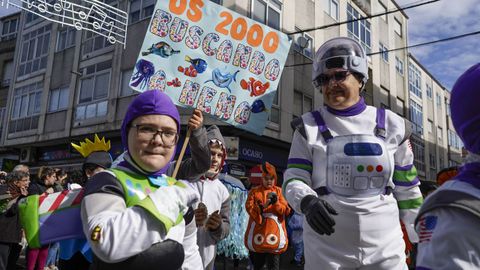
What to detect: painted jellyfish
<box><xmin>130</xmin><ymin>59</ymin><xmax>155</xmax><ymax>90</ymax></box>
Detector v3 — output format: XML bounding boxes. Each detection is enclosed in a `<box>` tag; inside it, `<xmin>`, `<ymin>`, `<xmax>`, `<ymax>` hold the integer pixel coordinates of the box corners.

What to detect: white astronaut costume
<box><xmin>415</xmin><ymin>63</ymin><xmax>480</xmax><ymax>270</ymax></box>
<box><xmin>415</xmin><ymin>180</ymin><xmax>480</xmax><ymax>270</ymax></box>
<box><xmin>283</xmin><ymin>37</ymin><xmax>423</xmax><ymax>270</ymax></box>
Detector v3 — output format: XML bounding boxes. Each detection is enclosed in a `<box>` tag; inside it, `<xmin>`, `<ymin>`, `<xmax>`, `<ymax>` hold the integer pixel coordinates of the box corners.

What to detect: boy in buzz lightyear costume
<box><xmin>415</xmin><ymin>63</ymin><xmax>480</xmax><ymax>270</ymax></box>
<box><xmin>284</xmin><ymin>37</ymin><xmax>423</xmax><ymax>269</ymax></box>
<box><xmin>80</xmin><ymin>90</ymin><xmax>202</xmax><ymax>270</ymax></box>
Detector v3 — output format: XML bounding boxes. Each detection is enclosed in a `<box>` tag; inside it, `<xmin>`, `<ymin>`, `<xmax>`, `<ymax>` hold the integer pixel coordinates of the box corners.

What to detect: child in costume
<box><xmin>415</xmin><ymin>63</ymin><xmax>480</xmax><ymax>270</ymax></box>
<box><xmin>80</xmin><ymin>90</ymin><xmax>201</xmax><ymax>270</ymax></box>
<box><xmin>57</xmin><ymin>134</ymin><xmax>113</xmax><ymax>270</ymax></box>
<box><xmin>245</xmin><ymin>162</ymin><xmax>290</xmax><ymax>270</ymax></box>
<box><xmin>190</xmin><ymin>125</ymin><xmax>231</xmax><ymax>270</ymax></box>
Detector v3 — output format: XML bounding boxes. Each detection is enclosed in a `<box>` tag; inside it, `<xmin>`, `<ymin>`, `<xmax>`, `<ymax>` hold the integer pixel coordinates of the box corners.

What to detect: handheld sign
<box><xmin>130</xmin><ymin>0</ymin><xmax>291</xmax><ymax>135</ymax></box>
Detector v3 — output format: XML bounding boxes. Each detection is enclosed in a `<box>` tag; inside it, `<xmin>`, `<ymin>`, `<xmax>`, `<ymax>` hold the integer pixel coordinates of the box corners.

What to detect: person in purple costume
<box><xmin>415</xmin><ymin>63</ymin><xmax>480</xmax><ymax>270</ymax></box>
<box><xmin>80</xmin><ymin>90</ymin><xmax>202</xmax><ymax>270</ymax></box>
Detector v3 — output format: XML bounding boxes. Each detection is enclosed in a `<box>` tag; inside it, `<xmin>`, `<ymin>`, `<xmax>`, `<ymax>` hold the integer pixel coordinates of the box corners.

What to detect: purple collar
<box><xmin>326</xmin><ymin>97</ymin><xmax>366</xmax><ymax>116</ymax></box>
<box><xmin>455</xmin><ymin>162</ymin><xmax>480</xmax><ymax>189</ymax></box>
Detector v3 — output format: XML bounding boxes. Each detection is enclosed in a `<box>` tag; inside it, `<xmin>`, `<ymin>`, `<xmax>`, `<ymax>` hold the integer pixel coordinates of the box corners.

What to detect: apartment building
<box><xmin>0</xmin><ymin>0</ymin><xmax>459</xmax><ymax>181</ymax></box>
<box><xmin>407</xmin><ymin>55</ymin><xmax>463</xmax><ymax>181</ymax></box>
<box><xmin>0</xmin><ymin>12</ymin><xmax>20</xmax><ymax>170</ymax></box>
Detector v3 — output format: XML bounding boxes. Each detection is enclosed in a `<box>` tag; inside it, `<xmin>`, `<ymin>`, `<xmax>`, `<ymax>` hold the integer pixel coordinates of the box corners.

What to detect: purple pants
<box><xmin>26</xmin><ymin>245</ymin><xmax>49</xmax><ymax>270</ymax></box>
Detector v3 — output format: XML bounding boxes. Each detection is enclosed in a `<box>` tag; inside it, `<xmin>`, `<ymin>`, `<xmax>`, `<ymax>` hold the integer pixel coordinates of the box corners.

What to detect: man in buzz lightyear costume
<box><xmin>80</xmin><ymin>90</ymin><xmax>202</xmax><ymax>270</ymax></box>
<box><xmin>283</xmin><ymin>37</ymin><xmax>423</xmax><ymax>269</ymax></box>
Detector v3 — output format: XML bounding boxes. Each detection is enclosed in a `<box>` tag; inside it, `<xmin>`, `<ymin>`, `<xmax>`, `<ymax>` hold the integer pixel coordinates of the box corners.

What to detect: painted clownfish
<box><xmin>240</xmin><ymin>77</ymin><xmax>270</xmax><ymax>97</ymax></box>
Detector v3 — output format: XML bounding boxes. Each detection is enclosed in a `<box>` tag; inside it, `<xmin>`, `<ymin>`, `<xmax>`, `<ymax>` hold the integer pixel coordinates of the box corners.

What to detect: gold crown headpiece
<box><xmin>71</xmin><ymin>134</ymin><xmax>111</xmax><ymax>158</ymax></box>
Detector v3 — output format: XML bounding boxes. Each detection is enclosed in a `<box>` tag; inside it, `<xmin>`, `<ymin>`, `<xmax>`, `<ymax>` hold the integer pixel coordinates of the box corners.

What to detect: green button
<box><xmin>357</xmin><ymin>165</ymin><xmax>364</xmax><ymax>172</ymax></box>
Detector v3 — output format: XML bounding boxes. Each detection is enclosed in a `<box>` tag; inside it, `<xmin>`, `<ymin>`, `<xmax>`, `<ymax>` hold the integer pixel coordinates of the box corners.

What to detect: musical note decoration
<box><xmin>3</xmin><ymin>0</ymin><xmax>128</xmax><ymax>48</ymax></box>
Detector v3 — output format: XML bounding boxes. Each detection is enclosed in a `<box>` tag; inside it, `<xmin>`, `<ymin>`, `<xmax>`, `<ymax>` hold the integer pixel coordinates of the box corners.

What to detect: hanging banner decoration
<box><xmin>4</xmin><ymin>0</ymin><xmax>128</xmax><ymax>48</ymax></box>
<box><xmin>129</xmin><ymin>0</ymin><xmax>291</xmax><ymax>135</ymax></box>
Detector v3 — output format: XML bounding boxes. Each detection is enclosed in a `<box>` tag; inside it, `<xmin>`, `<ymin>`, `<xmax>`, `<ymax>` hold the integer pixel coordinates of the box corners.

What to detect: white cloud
<box><xmin>396</xmin><ymin>0</ymin><xmax>480</xmax><ymax>89</ymax></box>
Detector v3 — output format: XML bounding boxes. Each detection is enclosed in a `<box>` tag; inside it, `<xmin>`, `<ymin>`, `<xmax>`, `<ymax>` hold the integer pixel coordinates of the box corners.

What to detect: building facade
<box><xmin>407</xmin><ymin>55</ymin><xmax>463</xmax><ymax>181</ymax></box>
<box><xmin>0</xmin><ymin>12</ymin><xmax>20</xmax><ymax>171</ymax></box>
<box><xmin>0</xmin><ymin>0</ymin><xmax>462</xmax><ymax>182</ymax></box>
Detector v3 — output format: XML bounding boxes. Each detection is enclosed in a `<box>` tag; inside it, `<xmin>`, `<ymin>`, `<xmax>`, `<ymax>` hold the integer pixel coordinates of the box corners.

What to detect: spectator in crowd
<box><xmin>191</xmin><ymin>125</ymin><xmax>231</xmax><ymax>269</ymax></box>
<box><xmin>245</xmin><ymin>162</ymin><xmax>290</xmax><ymax>270</ymax></box>
<box><xmin>0</xmin><ymin>171</ymin><xmax>7</xmax><ymax>185</ymax></box>
<box><xmin>55</xmin><ymin>169</ymin><xmax>68</xmax><ymax>190</ymax></box>
<box><xmin>13</xmin><ymin>165</ymin><xmax>30</xmax><ymax>174</ymax></box>
<box><xmin>0</xmin><ymin>170</ymin><xmax>29</xmax><ymax>270</ymax></box>
<box><xmin>26</xmin><ymin>167</ymin><xmax>56</xmax><ymax>270</ymax></box>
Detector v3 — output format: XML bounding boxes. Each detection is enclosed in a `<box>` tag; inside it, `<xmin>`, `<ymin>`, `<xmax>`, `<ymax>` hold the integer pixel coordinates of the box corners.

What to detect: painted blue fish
<box><xmin>251</xmin><ymin>99</ymin><xmax>267</xmax><ymax>113</ymax></box>
<box><xmin>185</xmin><ymin>56</ymin><xmax>207</xmax><ymax>73</ymax></box>
<box><xmin>205</xmin><ymin>68</ymin><xmax>240</xmax><ymax>93</ymax></box>
<box><xmin>142</xmin><ymin>42</ymin><xmax>180</xmax><ymax>58</ymax></box>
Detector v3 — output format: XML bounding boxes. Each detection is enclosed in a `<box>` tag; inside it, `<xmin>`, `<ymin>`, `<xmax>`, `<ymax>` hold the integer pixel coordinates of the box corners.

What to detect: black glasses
<box><xmin>313</xmin><ymin>71</ymin><xmax>351</xmax><ymax>87</ymax></box>
<box><xmin>131</xmin><ymin>124</ymin><xmax>179</xmax><ymax>147</ymax></box>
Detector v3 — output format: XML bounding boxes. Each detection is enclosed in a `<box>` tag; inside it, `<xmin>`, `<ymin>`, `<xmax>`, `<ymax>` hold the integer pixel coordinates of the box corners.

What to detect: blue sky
<box><xmin>397</xmin><ymin>0</ymin><xmax>480</xmax><ymax>90</ymax></box>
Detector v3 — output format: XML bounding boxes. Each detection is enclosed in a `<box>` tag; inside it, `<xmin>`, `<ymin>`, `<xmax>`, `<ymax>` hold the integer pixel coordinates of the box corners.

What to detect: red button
<box><xmin>376</xmin><ymin>165</ymin><xmax>383</xmax><ymax>172</ymax></box>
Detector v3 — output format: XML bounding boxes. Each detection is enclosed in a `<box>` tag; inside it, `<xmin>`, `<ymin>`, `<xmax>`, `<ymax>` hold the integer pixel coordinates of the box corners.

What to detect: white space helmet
<box><xmin>312</xmin><ymin>37</ymin><xmax>368</xmax><ymax>88</ymax></box>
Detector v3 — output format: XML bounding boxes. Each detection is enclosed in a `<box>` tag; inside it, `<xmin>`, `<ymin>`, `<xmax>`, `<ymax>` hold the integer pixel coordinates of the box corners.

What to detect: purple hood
<box><xmin>450</xmin><ymin>63</ymin><xmax>480</xmax><ymax>154</ymax></box>
<box><xmin>121</xmin><ymin>90</ymin><xmax>180</xmax><ymax>175</ymax></box>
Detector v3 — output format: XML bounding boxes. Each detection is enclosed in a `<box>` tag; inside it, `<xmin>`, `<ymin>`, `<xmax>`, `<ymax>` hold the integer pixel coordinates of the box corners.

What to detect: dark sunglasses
<box><xmin>313</xmin><ymin>71</ymin><xmax>351</xmax><ymax>87</ymax></box>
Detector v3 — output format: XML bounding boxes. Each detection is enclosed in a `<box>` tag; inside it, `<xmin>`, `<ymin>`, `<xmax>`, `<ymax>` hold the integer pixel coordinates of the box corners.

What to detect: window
<box><xmin>293</xmin><ymin>91</ymin><xmax>313</xmax><ymax>119</ymax></box>
<box><xmin>409</xmin><ymin>99</ymin><xmax>423</xmax><ymax>135</ymax></box>
<box><xmin>347</xmin><ymin>4</ymin><xmax>371</xmax><ymax>54</ymax></box>
<box><xmin>9</xmin><ymin>82</ymin><xmax>43</xmax><ymax>133</ymax></box>
<box><xmin>82</xmin><ymin>31</ymin><xmax>112</xmax><ymax>55</ymax></box>
<box><xmin>429</xmin><ymin>153</ymin><xmax>436</xmax><ymax>169</ymax></box>
<box><xmin>82</xmin><ymin>0</ymin><xmax>118</xmax><ymax>55</ymax></box>
<box><xmin>129</xmin><ymin>0</ymin><xmax>155</xmax><ymax>24</ymax></box>
<box><xmin>446</xmin><ymin>101</ymin><xmax>451</xmax><ymax>116</ymax></box>
<box><xmin>410</xmin><ymin>136</ymin><xmax>425</xmax><ymax>173</ymax></box>
<box><xmin>1</xmin><ymin>17</ymin><xmax>18</xmax><ymax>41</ymax></box>
<box><xmin>394</xmin><ymin>18</ymin><xmax>402</xmax><ymax>36</ymax></box>
<box><xmin>379</xmin><ymin>2</ymin><xmax>387</xmax><ymax>22</ymax></box>
<box><xmin>426</xmin><ymin>83</ymin><xmax>432</xmax><ymax>99</ymax></box>
<box><xmin>395</xmin><ymin>57</ymin><xmax>403</xmax><ymax>75</ymax></box>
<box><xmin>326</xmin><ymin>0</ymin><xmax>339</xmax><ymax>20</ymax></box>
<box><xmin>448</xmin><ymin>129</ymin><xmax>463</xmax><ymax>150</ymax></box>
<box><xmin>293</xmin><ymin>30</ymin><xmax>313</xmax><ymax>59</ymax></box>
<box><xmin>436</xmin><ymin>93</ymin><xmax>442</xmax><ymax>108</ymax></box>
<box><xmin>408</xmin><ymin>63</ymin><xmax>422</xmax><ymax>98</ymax></box>
<box><xmin>252</xmin><ymin>0</ymin><xmax>282</xmax><ymax>30</ymax></box>
<box><xmin>18</xmin><ymin>24</ymin><xmax>51</xmax><ymax>77</ymax></box>
<box><xmin>210</xmin><ymin>0</ymin><xmax>223</xmax><ymax>4</ymax></box>
<box><xmin>48</xmin><ymin>87</ymin><xmax>69</xmax><ymax>112</ymax></box>
<box><xmin>379</xmin><ymin>43</ymin><xmax>388</xmax><ymax>62</ymax></box>
<box><xmin>0</xmin><ymin>107</ymin><xmax>5</xmax><ymax>140</ymax></box>
<box><xmin>268</xmin><ymin>91</ymin><xmax>280</xmax><ymax>124</ymax></box>
<box><xmin>396</xmin><ymin>98</ymin><xmax>405</xmax><ymax>116</ymax></box>
<box><xmin>120</xmin><ymin>69</ymin><xmax>136</xmax><ymax>96</ymax></box>
<box><xmin>427</xmin><ymin>119</ymin><xmax>433</xmax><ymax>134</ymax></box>
<box><xmin>1</xmin><ymin>61</ymin><xmax>13</xmax><ymax>87</ymax></box>
<box><xmin>76</xmin><ymin>61</ymin><xmax>111</xmax><ymax>120</ymax></box>
<box><xmin>25</xmin><ymin>12</ymin><xmax>40</xmax><ymax>25</ymax></box>
<box><xmin>56</xmin><ymin>27</ymin><xmax>76</xmax><ymax>52</ymax></box>
<box><xmin>437</xmin><ymin>126</ymin><xmax>443</xmax><ymax>143</ymax></box>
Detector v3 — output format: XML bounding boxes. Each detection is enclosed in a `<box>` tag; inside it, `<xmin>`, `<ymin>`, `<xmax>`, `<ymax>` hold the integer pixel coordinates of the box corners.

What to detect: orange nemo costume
<box><xmin>244</xmin><ymin>162</ymin><xmax>291</xmax><ymax>254</ymax></box>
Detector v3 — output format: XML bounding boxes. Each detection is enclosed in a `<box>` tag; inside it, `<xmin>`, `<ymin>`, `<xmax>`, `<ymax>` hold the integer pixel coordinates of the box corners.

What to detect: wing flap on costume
<box><xmin>19</xmin><ymin>189</ymin><xmax>86</xmax><ymax>248</ymax></box>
